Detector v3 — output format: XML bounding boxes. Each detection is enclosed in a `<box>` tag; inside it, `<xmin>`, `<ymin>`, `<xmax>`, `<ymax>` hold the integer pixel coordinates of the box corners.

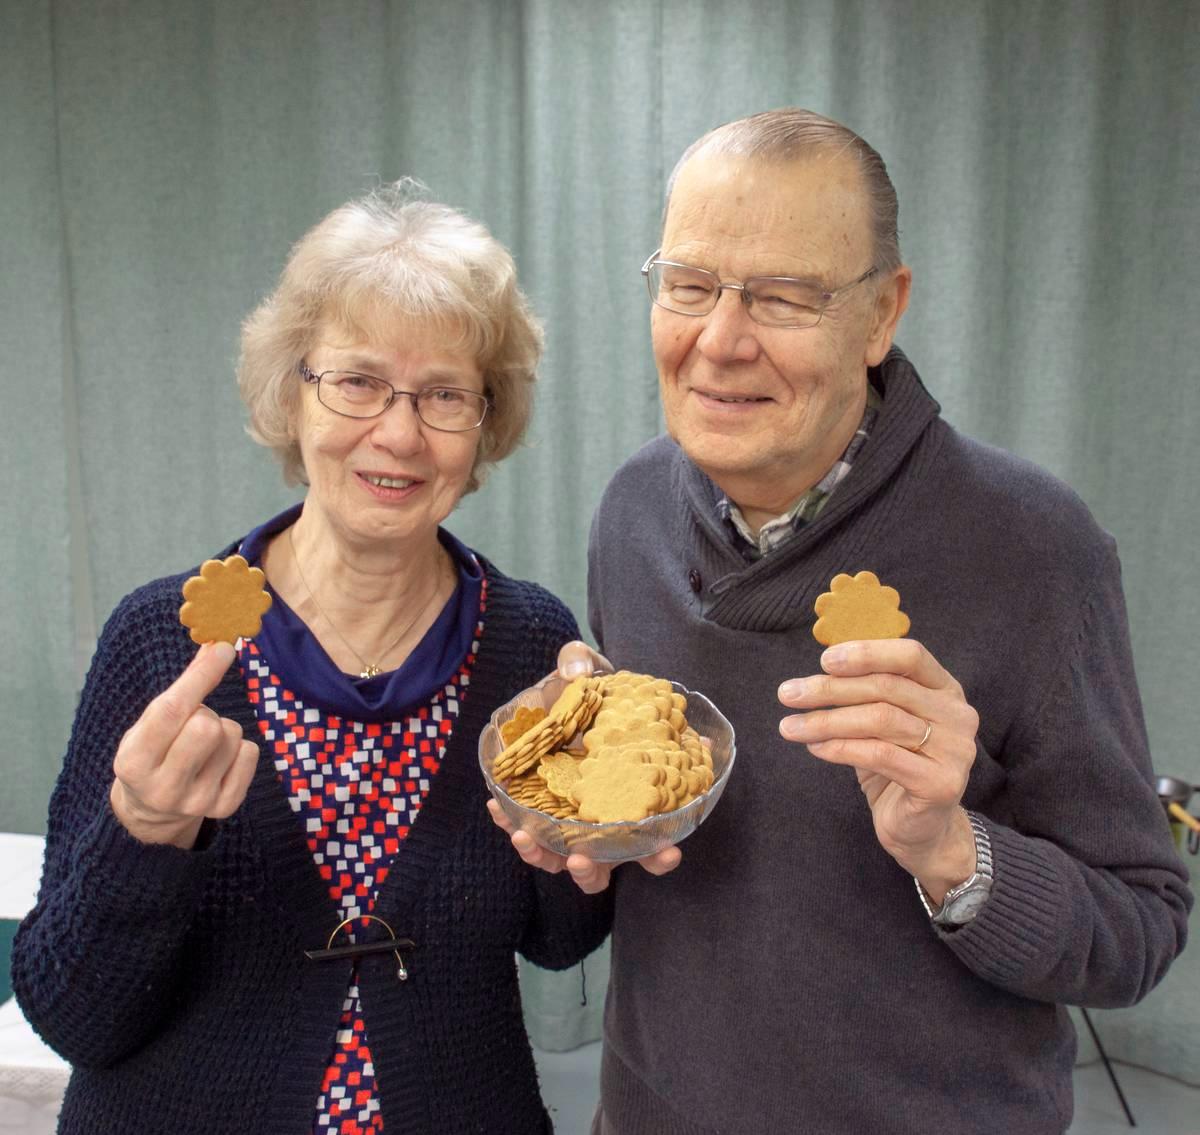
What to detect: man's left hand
<box><xmin>777</xmin><ymin>639</ymin><xmax>980</xmax><ymax>903</ymax></box>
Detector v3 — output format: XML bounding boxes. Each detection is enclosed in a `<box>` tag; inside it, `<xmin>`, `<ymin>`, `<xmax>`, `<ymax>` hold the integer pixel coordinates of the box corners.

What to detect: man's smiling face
<box><xmin>652</xmin><ymin>150</ymin><xmax>904</xmax><ymax>517</ymax></box>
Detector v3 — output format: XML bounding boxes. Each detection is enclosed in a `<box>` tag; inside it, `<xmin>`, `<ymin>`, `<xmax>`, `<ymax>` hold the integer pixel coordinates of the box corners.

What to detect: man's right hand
<box><xmin>110</xmin><ymin>641</ymin><xmax>259</xmax><ymax>850</ymax></box>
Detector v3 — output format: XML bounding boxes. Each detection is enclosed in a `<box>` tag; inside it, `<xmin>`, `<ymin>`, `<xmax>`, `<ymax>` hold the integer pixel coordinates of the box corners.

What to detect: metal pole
<box><xmin>1080</xmin><ymin>1007</ymin><xmax>1136</xmax><ymax>1127</ymax></box>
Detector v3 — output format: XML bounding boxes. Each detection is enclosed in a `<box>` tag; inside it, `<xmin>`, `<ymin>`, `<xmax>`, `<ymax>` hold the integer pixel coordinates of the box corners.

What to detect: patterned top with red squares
<box><xmin>237</xmin><ymin>579</ymin><xmax>486</xmax><ymax>1135</ymax></box>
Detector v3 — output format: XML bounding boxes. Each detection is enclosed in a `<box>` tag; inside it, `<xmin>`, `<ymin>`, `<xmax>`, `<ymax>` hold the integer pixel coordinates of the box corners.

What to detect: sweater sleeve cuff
<box><xmin>933</xmin><ymin>819</ymin><xmax>1065</xmax><ymax>986</ymax></box>
<box><xmin>522</xmin><ymin>870</ymin><xmax>614</xmax><ymax>970</ymax></box>
<box><xmin>71</xmin><ymin>803</ymin><xmax>218</xmax><ymax>921</ymax></box>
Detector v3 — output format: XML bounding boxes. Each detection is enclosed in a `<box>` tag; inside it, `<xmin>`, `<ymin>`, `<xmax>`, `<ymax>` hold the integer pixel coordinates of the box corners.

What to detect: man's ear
<box><xmin>864</xmin><ymin>266</ymin><xmax>912</xmax><ymax>366</ymax></box>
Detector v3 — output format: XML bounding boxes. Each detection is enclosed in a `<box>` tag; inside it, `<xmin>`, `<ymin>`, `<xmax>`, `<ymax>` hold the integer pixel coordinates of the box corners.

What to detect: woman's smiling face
<box><xmin>295</xmin><ymin>318</ymin><xmax>485</xmax><ymax>552</ymax></box>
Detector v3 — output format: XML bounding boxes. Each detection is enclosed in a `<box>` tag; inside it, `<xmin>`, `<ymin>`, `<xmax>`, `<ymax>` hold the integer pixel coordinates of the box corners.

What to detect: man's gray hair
<box><xmin>664</xmin><ymin>108</ymin><xmax>902</xmax><ymax>273</ymax></box>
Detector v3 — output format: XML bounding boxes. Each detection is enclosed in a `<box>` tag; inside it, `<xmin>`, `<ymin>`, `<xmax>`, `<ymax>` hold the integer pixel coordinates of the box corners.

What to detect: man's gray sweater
<box><xmin>586</xmin><ymin>347</ymin><xmax>1191</xmax><ymax>1135</ymax></box>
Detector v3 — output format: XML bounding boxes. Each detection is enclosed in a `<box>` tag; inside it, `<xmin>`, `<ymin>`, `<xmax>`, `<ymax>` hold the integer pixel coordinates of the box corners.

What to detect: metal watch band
<box><xmin>914</xmin><ymin>810</ymin><xmax>993</xmax><ymax>923</ymax></box>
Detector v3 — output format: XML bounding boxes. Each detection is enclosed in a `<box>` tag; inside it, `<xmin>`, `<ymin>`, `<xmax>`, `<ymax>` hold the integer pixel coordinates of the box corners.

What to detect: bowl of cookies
<box><xmin>479</xmin><ymin>670</ymin><xmax>736</xmax><ymax>862</ymax></box>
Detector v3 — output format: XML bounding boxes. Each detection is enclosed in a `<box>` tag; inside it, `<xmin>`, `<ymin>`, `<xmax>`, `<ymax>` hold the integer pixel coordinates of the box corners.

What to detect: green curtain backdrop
<box><xmin>3</xmin><ymin>0</ymin><xmax>1196</xmax><ymax>1080</ymax></box>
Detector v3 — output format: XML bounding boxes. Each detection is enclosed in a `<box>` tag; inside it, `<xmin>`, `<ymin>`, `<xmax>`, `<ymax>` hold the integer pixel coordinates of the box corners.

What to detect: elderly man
<box><xmin>493</xmin><ymin>108</ymin><xmax>1191</xmax><ymax>1134</ymax></box>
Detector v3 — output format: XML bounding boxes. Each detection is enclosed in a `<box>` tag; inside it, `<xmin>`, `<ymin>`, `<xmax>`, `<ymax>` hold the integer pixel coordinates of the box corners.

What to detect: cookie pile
<box><xmin>491</xmin><ymin>672</ymin><xmax>715</xmax><ymax>824</ymax></box>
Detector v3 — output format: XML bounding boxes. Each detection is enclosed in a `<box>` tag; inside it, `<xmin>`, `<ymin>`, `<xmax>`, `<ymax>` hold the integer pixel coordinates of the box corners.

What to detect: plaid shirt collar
<box><xmin>717</xmin><ymin>384</ymin><xmax>882</xmax><ymax>559</ymax></box>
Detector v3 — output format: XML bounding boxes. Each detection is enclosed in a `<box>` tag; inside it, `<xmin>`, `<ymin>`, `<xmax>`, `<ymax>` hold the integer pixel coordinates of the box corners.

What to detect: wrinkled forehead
<box><xmin>662</xmin><ymin>151</ymin><xmax>873</xmax><ymax>275</ymax></box>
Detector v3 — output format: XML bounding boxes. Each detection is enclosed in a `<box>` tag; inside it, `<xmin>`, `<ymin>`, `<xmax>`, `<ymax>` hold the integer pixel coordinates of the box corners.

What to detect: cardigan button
<box><xmin>688</xmin><ymin>569</ymin><xmax>702</xmax><ymax>593</ymax></box>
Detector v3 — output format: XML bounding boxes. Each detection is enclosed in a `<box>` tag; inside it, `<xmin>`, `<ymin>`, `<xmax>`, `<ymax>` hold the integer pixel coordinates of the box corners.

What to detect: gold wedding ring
<box><xmin>914</xmin><ymin>719</ymin><xmax>934</xmax><ymax>753</ymax></box>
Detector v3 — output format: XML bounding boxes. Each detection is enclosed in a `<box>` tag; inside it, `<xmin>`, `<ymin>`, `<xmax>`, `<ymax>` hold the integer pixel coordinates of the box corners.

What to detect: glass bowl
<box><xmin>479</xmin><ymin>672</ymin><xmax>736</xmax><ymax>862</ymax></box>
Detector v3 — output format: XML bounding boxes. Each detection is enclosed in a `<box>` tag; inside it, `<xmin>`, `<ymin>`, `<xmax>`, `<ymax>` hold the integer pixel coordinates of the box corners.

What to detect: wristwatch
<box><xmin>915</xmin><ymin>810</ymin><xmax>993</xmax><ymax>927</ymax></box>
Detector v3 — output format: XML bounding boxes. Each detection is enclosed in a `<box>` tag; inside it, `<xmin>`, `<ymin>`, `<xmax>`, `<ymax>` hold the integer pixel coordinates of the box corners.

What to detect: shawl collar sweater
<box><xmin>587</xmin><ymin>348</ymin><xmax>1190</xmax><ymax>1135</ymax></box>
<box><xmin>14</xmin><ymin>551</ymin><xmax>613</xmax><ymax>1135</ymax></box>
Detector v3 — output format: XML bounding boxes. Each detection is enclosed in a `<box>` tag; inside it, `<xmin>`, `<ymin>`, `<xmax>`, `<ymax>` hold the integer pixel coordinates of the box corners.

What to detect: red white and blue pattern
<box><xmin>237</xmin><ymin>583</ymin><xmax>485</xmax><ymax>1135</ymax></box>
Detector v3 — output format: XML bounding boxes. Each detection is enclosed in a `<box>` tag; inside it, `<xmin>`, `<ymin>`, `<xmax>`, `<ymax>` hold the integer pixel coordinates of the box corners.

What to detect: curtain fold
<box><xmin>4</xmin><ymin>0</ymin><xmax>1196</xmax><ymax>1080</ymax></box>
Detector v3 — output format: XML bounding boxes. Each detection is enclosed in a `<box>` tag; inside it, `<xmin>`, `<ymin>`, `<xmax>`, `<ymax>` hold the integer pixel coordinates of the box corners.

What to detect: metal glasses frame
<box><xmin>641</xmin><ymin>250</ymin><xmax>878</xmax><ymax>328</ymax></box>
<box><xmin>299</xmin><ymin>361</ymin><xmax>490</xmax><ymax>432</ymax></box>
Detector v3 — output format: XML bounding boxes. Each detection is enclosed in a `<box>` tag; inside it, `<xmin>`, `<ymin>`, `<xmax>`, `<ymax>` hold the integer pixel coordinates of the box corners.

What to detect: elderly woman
<box><xmin>13</xmin><ymin>183</ymin><xmax>610</xmax><ymax>1135</ymax></box>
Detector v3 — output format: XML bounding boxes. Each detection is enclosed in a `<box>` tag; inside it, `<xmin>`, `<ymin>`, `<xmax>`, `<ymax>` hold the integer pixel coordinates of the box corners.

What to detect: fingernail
<box><xmin>562</xmin><ymin>659</ymin><xmax>590</xmax><ymax>678</ymax></box>
<box><xmin>212</xmin><ymin>641</ymin><xmax>236</xmax><ymax>666</ymax></box>
<box><xmin>821</xmin><ymin>646</ymin><xmax>847</xmax><ymax>669</ymax></box>
<box><xmin>779</xmin><ymin>715</ymin><xmax>806</xmax><ymax>740</ymax></box>
<box><xmin>778</xmin><ymin>678</ymin><xmax>808</xmax><ymax>701</ymax></box>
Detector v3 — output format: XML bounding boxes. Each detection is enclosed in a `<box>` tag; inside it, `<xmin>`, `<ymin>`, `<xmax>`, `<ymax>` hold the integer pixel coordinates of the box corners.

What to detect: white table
<box><xmin>0</xmin><ymin>834</ymin><xmax>69</xmax><ymax>1134</ymax></box>
<box><xmin>0</xmin><ymin>833</ymin><xmax>46</xmax><ymax>921</ymax></box>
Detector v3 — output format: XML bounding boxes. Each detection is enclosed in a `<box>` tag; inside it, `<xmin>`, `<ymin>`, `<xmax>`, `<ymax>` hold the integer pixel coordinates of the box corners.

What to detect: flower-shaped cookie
<box><xmin>179</xmin><ymin>555</ymin><xmax>272</xmax><ymax>645</ymax></box>
<box><xmin>812</xmin><ymin>571</ymin><xmax>910</xmax><ymax>646</ymax></box>
<box><xmin>571</xmin><ymin>759</ymin><xmax>667</xmax><ymax>823</ymax></box>
<box><xmin>500</xmin><ymin>705</ymin><xmax>548</xmax><ymax>746</ymax></box>
<box><xmin>583</xmin><ymin>717</ymin><xmax>678</xmax><ymax>753</ymax></box>
<box><xmin>538</xmin><ymin>752</ymin><xmax>585</xmax><ymax>801</ymax></box>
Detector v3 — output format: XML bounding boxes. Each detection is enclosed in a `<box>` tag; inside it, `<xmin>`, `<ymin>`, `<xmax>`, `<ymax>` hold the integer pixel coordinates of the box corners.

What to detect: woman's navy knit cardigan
<box><xmin>13</xmin><ymin>550</ymin><xmax>613</xmax><ymax>1135</ymax></box>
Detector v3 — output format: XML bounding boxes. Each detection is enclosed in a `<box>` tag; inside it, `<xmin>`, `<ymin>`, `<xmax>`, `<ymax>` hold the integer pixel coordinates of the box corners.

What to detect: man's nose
<box><xmin>696</xmin><ymin>288</ymin><xmax>760</xmax><ymax>363</ymax></box>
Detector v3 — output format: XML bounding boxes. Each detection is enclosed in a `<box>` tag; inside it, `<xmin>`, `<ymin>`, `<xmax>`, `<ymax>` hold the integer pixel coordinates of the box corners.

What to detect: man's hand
<box><xmin>777</xmin><ymin>639</ymin><xmax>980</xmax><ymax>903</ymax></box>
<box><xmin>486</xmin><ymin>800</ymin><xmax>681</xmax><ymax>893</ymax></box>
<box><xmin>110</xmin><ymin>641</ymin><xmax>260</xmax><ymax>850</ymax></box>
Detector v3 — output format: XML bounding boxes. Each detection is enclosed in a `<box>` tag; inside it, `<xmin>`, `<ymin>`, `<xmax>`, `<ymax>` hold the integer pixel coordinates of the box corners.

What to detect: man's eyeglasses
<box><xmin>299</xmin><ymin>362</ymin><xmax>490</xmax><ymax>432</ymax></box>
<box><xmin>641</xmin><ymin>251</ymin><xmax>878</xmax><ymax>329</ymax></box>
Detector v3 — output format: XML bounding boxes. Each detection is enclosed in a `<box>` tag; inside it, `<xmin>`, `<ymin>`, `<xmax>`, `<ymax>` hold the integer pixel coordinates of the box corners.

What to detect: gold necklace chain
<box><xmin>287</xmin><ymin>526</ymin><xmax>446</xmax><ymax>679</ymax></box>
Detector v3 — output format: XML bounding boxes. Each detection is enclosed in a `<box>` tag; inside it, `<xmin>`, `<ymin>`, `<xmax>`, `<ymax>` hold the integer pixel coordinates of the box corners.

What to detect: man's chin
<box><xmin>672</xmin><ymin>432</ymin><xmax>762</xmax><ymax>487</ymax></box>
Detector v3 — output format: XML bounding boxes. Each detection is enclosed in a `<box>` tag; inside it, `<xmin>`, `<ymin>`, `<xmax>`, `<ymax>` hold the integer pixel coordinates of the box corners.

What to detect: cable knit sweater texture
<box><xmin>587</xmin><ymin>348</ymin><xmax>1191</xmax><ymax>1135</ymax></box>
<box><xmin>14</xmin><ymin>554</ymin><xmax>613</xmax><ymax>1135</ymax></box>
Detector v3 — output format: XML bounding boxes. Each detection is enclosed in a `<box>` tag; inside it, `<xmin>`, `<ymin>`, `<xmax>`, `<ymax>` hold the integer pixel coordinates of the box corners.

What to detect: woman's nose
<box><xmin>369</xmin><ymin>393</ymin><xmax>426</xmax><ymax>452</ymax></box>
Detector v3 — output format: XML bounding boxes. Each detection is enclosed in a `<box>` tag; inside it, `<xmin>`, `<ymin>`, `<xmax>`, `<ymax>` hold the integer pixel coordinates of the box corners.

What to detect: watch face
<box><xmin>942</xmin><ymin>883</ymin><xmax>991</xmax><ymax>924</ymax></box>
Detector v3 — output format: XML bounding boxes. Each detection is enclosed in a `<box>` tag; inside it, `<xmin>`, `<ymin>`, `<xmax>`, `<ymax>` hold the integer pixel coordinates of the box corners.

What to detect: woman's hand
<box><xmin>110</xmin><ymin>641</ymin><xmax>260</xmax><ymax>850</ymax></box>
<box><xmin>778</xmin><ymin>639</ymin><xmax>981</xmax><ymax>902</ymax></box>
<box><xmin>556</xmin><ymin>639</ymin><xmax>613</xmax><ymax>679</ymax></box>
<box><xmin>486</xmin><ymin>799</ymin><xmax>681</xmax><ymax>893</ymax></box>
